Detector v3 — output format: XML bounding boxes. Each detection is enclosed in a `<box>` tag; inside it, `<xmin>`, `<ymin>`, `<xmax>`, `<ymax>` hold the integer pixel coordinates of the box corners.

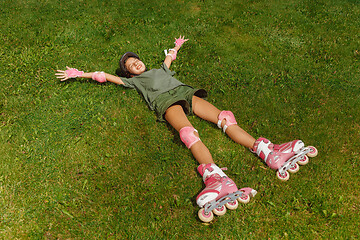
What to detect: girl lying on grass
<box><xmin>56</xmin><ymin>36</ymin><xmax>317</xmax><ymax>222</ymax></box>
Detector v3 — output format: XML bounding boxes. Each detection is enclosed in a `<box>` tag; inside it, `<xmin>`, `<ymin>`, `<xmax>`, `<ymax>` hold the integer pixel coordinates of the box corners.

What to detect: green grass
<box><xmin>1</xmin><ymin>0</ymin><xmax>360</xmax><ymax>239</ymax></box>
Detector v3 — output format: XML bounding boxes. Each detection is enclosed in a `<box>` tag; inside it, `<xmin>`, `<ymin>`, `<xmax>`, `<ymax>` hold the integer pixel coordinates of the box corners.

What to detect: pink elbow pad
<box><xmin>92</xmin><ymin>71</ymin><xmax>107</xmax><ymax>83</ymax></box>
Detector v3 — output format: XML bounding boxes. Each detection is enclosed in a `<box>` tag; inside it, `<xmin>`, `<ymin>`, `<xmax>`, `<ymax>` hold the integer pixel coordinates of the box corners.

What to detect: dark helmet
<box><xmin>115</xmin><ymin>52</ymin><xmax>140</xmax><ymax>78</ymax></box>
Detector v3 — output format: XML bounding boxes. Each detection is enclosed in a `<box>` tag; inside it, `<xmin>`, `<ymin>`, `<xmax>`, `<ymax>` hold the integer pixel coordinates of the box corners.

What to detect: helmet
<box><xmin>115</xmin><ymin>52</ymin><xmax>140</xmax><ymax>78</ymax></box>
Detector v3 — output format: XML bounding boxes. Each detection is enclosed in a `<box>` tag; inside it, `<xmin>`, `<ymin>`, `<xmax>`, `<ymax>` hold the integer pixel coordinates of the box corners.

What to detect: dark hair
<box><xmin>115</xmin><ymin>52</ymin><xmax>140</xmax><ymax>78</ymax></box>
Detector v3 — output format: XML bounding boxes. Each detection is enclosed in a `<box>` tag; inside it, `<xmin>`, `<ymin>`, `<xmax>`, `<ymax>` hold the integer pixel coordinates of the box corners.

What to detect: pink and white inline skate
<box><xmin>196</xmin><ymin>163</ymin><xmax>257</xmax><ymax>223</ymax></box>
<box><xmin>253</xmin><ymin>137</ymin><xmax>318</xmax><ymax>181</ymax></box>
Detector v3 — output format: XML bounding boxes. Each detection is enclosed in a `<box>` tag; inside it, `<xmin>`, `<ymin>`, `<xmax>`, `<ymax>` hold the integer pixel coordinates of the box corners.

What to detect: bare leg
<box><xmin>192</xmin><ymin>96</ymin><xmax>256</xmax><ymax>149</ymax></box>
<box><xmin>164</xmin><ymin>104</ymin><xmax>214</xmax><ymax>164</ymax></box>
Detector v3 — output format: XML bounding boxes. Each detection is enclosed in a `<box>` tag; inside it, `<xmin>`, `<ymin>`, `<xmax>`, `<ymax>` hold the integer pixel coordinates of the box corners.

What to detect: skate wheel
<box><xmin>276</xmin><ymin>170</ymin><xmax>290</xmax><ymax>181</ymax></box>
<box><xmin>307</xmin><ymin>146</ymin><xmax>318</xmax><ymax>158</ymax></box>
<box><xmin>298</xmin><ymin>155</ymin><xmax>309</xmax><ymax>165</ymax></box>
<box><xmin>288</xmin><ymin>163</ymin><xmax>299</xmax><ymax>173</ymax></box>
<box><xmin>225</xmin><ymin>200</ymin><xmax>239</xmax><ymax>210</ymax></box>
<box><xmin>213</xmin><ymin>205</ymin><xmax>227</xmax><ymax>216</ymax></box>
<box><xmin>238</xmin><ymin>193</ymin><xmax>251</xmax><ymax>204</ymax></box>
<box><xmin>198</xmin><ymin>208</ymin><xmax>214</xmax><ymax>222</ymax></box>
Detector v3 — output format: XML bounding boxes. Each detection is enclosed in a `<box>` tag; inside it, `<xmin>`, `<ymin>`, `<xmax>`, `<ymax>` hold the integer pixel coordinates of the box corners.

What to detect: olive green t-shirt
<box><xmin>120</xmin><ymin>63</ymin><xmax>188</xmax><ymax>110</ymax></box>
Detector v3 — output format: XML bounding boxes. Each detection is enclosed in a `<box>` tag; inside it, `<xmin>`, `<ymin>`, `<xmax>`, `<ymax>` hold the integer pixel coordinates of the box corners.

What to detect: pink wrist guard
<box><xmin>164</xmin><ymin>49</ymin><xmax>178</xmax><ymax>60</ymax></box>
<box><xmin>65</xmin><ymin>68</ymin><xmax>84</xmax><ymax>78</ymax></box>
<box><xmin>92</xmin><ymin>71</ymin><xmax>107</xmax><ymax>83</ymax></box>
<box><xmin>174</xmin><ymin>38</ymin><xmax>186</xmax><ymax>47</ymax></box>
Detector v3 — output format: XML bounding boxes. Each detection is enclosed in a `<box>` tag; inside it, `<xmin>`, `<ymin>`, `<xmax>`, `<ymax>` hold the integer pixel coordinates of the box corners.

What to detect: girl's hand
<box><xmin>55</xmin><ymin>66</ymin><xmax>84</xmax><ymax>81</ymax></box>
<box><xmin>55</xmin><ymin>66</ymin><xmax>71</xmax><ymax>81</ymax></box>
<box><xmin>174</xmin><ymin>35</ymin><xmax>189</xmax><ymax>48</ymax></box>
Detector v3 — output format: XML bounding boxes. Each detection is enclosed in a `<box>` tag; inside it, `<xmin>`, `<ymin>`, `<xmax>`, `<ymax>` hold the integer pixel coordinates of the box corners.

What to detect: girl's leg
<box><xmin>192</xmin><ymin>96</ymin><xmax>256</xmax><ymax>149</ymax></box>
<box><xmin>164</xmin><ymin>104</ymin><xmax>214</xmax><ymax>164</ymax></box>
<box><xmin>167</xmin><ymin>101</ymin><xmax>257</xmax><ymax>217</ymax></box>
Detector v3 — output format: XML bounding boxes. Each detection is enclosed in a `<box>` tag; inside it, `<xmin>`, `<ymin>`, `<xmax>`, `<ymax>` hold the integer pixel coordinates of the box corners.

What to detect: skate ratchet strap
<box><xmin>164</xmin><ymin>48</ymin><xmax>177</xmax><ymax>60</ymax></box>
<box><xmin>65</xmin><ymin>68</ymin><xmax>84</xmax><ymax>78</ymax></box>
<box><xmin>92</xmin><ymin>71</ymin><xmax>107</xmax><ymax>83</ymax></box>
<box><xmin>273</xmin><ymin>144</ymin><xmax>280</xmax><ymax>151</ymax></box>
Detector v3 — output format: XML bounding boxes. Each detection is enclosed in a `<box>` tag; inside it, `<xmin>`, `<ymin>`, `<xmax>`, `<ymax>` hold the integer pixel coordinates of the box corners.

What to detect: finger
<box><xmin>56</xmin><ymin>70</ymin><xmax>65</xmax><ymax>73</ymax></box>
<box><xmin>66</xmin><ymin>66</ymin><xmax>71</xmax><ymax>70</ymax></box>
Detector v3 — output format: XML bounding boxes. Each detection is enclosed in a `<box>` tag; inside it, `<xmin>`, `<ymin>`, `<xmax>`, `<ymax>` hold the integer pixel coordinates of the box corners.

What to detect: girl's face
<box><xmin>125</xmin><ymin>57</ymin><xmax>146</xmax><ymax>76</ymax></box>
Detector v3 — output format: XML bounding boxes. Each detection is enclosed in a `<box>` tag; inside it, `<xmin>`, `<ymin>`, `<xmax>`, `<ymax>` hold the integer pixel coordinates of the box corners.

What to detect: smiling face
<box><xmin>125</xmin><ymin>57</ymin><xmax>146</xmax><ymax>76</ymax></box>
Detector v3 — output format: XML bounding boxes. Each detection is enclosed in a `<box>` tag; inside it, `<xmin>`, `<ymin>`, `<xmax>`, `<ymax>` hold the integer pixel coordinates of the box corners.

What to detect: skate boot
<box><xmin>196</xmin><ymin>163</ymin><xmax>257</xmax><ymax>223</ymax></box>
<box><xmin>253</xmin><ymin>137</ymin><xmax>318</xmax><ymax>181</ymax></box>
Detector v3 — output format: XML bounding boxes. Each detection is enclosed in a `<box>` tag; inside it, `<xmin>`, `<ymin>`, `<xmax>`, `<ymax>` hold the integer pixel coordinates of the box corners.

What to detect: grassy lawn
<box><xmin>1</xmin><ymin>0</ymin><xmax>360</xmax><ymax>239</ymax></box>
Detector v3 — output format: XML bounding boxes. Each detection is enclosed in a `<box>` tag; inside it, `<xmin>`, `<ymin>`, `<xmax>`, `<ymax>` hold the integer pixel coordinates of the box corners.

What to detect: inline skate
<box><xmin>196</xmin><ymin>163</ymin><xmax>257</xmax><ymax>222</ymax></box>
<box><xmin>253</xmin><ymin>137</ymin><xmax>318</xmax><ymax>181</ymax></box>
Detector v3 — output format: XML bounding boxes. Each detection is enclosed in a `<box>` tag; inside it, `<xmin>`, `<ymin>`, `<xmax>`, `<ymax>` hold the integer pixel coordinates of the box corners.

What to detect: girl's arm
<box><xmin>164</xmin><ymin>36</ymin><xmax>188</xmax><ymax>69</ymax></box>
<box><xmin>56</xmin><ymin>66</ymin><xmax>124</xmax><ymax>85</ymax></box>
<box><xmin>164</xmin><ymin>45</ymin><xmax>181</xmax><ymax>69</ymax></box>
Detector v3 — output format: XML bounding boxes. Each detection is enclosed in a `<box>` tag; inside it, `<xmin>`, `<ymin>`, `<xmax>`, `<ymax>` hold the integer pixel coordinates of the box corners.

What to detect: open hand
<box><xmin>55</xmin><ymin>66</ymin><xmax>71</xmax><ymax>81</ymax></box>
<box><xmin>174</xmin><ymin>35</ymin><xmax>189</xmax><ymax>47</ymax></box>
<box><xmin>55</xmin><ymin>66</ymin><xmax>84</xmax><ymax>81</ymax></box>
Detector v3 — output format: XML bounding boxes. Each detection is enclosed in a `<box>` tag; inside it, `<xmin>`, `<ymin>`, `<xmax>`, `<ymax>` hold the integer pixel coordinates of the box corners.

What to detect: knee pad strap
<box><xmin>217</xmin><ymin>111</ymin><xmax>237</xmax><ymax>133</ymax></box>
<box><xmin>180</xmin><ymin>126</ymin><xmax>201</xmax><ymax>149</ymax></box>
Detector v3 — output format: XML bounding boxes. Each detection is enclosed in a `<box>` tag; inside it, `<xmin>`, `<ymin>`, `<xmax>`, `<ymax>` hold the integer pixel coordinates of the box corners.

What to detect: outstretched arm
<box><xmin>164</xmin><ymin>36</ymin><xmax>189</xmax><ymax>69</ymax></box>
<box><xmin>56</xmin><ymin>66</ymin><xmax>124</xmax><ymax>85</ymax></box>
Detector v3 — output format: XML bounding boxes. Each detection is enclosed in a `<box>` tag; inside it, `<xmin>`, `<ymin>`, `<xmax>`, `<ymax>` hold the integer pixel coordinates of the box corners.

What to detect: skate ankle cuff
<box><xmin>198</xmin><ymin>163</ymin><xmax>227</xmax><ymax>180</ymax></box>
<box><xmin>253</xmin><ymin>137</ymin><xmax>272</xmax><ymax>161</ymax></box>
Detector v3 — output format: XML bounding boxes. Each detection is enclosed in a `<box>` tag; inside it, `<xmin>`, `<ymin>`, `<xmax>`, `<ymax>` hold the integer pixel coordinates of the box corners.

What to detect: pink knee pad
<box><xmin>217</xmin><ymin>111</ymin><xmax>237</xmax><ymax>133</ymax></box>
<box><xmin>180</xmin><ymin>126</ymin><xmax>201</xmax><ymax>149</ymax></box>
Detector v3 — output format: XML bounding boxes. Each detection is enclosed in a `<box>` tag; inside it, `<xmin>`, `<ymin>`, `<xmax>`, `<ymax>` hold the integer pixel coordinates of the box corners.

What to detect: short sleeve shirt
<box><xmin>120</xmin><ymin>63</ymin><xmax>188</xmax><ymax>110</ymax></box>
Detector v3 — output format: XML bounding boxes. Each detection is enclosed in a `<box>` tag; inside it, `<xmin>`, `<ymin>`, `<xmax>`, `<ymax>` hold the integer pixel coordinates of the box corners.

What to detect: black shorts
<box><xmin>153</xmin><ymin>86</ymin><xmax>207</xmax><ymax>121</ymax></box>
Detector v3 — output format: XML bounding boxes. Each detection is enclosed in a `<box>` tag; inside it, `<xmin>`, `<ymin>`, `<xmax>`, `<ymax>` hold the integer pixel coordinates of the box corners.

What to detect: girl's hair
<box><xmin>115</xmin><ymin>52</ymin><xmax>140</xmax><ymax>78</ymax></box>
